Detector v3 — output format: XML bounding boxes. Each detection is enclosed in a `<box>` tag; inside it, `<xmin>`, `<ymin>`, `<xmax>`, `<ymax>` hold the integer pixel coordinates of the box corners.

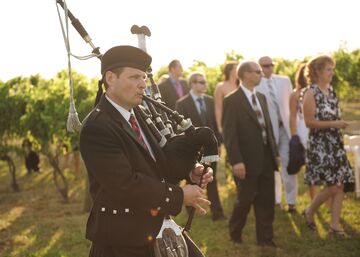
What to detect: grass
<box><xmin>0</xmin><ymin>150</ymin><xmax>359</xmax><ymax>257</ymax></box>
<box><xmin>341</xmin><ymin>102</ymin><xmax>360</xmax><ymax>121</ymax></box>
<box><xmin>341</xmin><ymin>102</ymin><xmax>360</xmax><ymax>135</ymax></box>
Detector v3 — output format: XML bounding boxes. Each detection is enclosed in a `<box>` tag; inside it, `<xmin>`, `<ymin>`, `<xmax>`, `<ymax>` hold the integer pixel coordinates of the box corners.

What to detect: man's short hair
<box><xmin>168</xmin><ymin>60</ymin><xmax>180</xmax><ymax>71</ymax></box>
<box><xmin>237</xmin><ymin>61</ymin><xmax>256</xmax><ymax>80</ymax></box>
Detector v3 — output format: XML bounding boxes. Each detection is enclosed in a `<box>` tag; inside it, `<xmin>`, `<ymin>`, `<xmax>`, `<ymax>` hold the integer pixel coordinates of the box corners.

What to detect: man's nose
<box><xmin>139</xmin><ymin>80</ymin><xmax>147</xmax><ymax>89</ymax></box>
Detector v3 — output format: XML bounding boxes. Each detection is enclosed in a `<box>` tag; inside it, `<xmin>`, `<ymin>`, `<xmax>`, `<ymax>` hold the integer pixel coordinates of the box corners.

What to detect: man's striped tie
<box><xmin>129</xmin><ymin>114</ymin><xmax>149</xmax><ymax>152</ymax></box>
<box><xmin>251</xmin><ymin>94</ymin><xmax>268</xmax><ymax>145</ymax></box>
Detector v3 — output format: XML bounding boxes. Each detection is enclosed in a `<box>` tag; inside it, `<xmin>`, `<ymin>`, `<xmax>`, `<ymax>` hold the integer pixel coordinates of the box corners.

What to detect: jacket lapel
<box><xmin>134</xmin><ymin>107</ymin><xmax>166</xmax><ymax>178</ymax></box>
<box><xmin>204</xmin><ymin>96</ymin><xmax>213</xmax><ymax>126</ymax></box>
<box><xmin>271</xmin><ymin>77</ymin><xmax>280</xmax><ymax>102</ymax></box>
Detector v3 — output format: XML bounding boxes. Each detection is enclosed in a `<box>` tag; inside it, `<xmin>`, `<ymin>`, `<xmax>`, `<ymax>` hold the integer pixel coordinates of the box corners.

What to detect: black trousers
<box><xmin>89</xmin><ymin>242</ymin><xmax>155</xmax><ymax>257</ymax></box>
<box><xmin>229</xmin><ymin>145</ymin><xmax>275</xmax><ymax>243</ymax></box>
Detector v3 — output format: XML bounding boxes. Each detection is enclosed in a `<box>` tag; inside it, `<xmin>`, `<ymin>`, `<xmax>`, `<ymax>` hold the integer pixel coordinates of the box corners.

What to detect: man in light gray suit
<box><xmin>257</xmin><ymin>56</ymin><xmax>296</xmax><ymax>213</ymax></box>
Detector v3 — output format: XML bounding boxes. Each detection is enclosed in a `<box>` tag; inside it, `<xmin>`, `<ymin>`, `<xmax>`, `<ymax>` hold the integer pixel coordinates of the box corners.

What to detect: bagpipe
<box><xmin>56</xmin><ymin>1</ymin><xmax>219</xmax><ymax>256</ymax></box>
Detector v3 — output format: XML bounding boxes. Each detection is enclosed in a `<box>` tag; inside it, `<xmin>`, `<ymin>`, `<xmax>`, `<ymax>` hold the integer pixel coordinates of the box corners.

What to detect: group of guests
<box><xmin>78</xmin><ymin>44</ymin><xmax>354</xmax><ymax>256</ymax></box>
<box><xmin>157</xmin><ymin>55</ymin><xmax>354</xmax><ymax>247</ymax></box>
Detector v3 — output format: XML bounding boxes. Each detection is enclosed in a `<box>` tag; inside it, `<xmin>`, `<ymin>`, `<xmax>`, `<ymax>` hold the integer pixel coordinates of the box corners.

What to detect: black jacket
<box><xmin>80</xmin><ymin>94</ymin><xmax>191</xmax><ymax>247</ymax></box>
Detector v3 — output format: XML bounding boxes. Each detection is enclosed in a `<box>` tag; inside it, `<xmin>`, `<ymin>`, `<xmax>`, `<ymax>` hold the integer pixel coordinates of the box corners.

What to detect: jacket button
<box><xmin>168</xmin><ymin>187</ymin><xmax>173</xmax><ymax>192</ymax></box>
<box><xmin>125</xmin><ymin>208</ymin><xmax>130</xmax><ymax>213</ymax></box>
<box><xmin>165</xmin><ymin>197</ymin><xmax>170</xmax><ymax>203</ymax></box>
<box><xmin>101</xmin><ymin>207</ymin><xmax>106</xmax><ymax>212</ymax></box>
<box><xmin>113</xmin><ymin>210</ymin><xmax>117</xmax><ymax>214</ymax></box>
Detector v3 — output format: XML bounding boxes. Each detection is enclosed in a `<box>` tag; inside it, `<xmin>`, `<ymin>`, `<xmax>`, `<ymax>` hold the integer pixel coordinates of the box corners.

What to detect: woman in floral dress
<box><xmin>302</xmin><ymin>55</ymin><xmax>354</xmax><ymax>235</ymax></box>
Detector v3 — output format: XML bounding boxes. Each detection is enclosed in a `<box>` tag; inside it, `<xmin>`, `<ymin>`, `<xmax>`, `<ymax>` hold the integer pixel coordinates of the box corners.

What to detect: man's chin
<box><xmin>136</xmin><ymin>99</ymin><xmax>143</xmax><ymax>105</ymax></box>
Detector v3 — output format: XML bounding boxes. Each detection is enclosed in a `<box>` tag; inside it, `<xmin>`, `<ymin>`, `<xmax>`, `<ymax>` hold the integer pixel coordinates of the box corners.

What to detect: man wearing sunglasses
<box><xmin>175</xmin><ymin>72</ymin><xmax>225</xmax><ymax>221</ymax></box>
<box><xmin>256</xmin><ymin>56</ymin><xmax>296</xmax><ymax>213</ymax></box>
<box><xmin>222</xmin><ymin>61</ymin><xmax>279</xmax><ymax>247</ymax></box>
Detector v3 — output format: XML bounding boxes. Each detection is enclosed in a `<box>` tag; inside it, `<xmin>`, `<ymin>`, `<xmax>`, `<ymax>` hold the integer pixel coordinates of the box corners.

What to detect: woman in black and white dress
<box><xmin>302</xmin><ymin>55</ymin><xmax>354</xmax><ymax>236</ymax></box>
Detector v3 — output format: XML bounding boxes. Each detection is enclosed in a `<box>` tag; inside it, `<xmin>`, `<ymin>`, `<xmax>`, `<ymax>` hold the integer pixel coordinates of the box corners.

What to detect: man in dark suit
<box><xmin>80</xmin><ymin>45</ymin><xmax>213</xmax><ymax>257</ymax></box>
<box><xmin>175</xmin><ymin>72</ymin><xmax>225</xmax><ymax>221</ymax></box>
<box><xmin>222</xmin><ymin>61</ymin><xmax>279</xmax><ymax>247</ymax></box>
<box><xmin>158</xmin><ymin>60</ymin><xmax>189</xmax><ymax>109</ymax></box>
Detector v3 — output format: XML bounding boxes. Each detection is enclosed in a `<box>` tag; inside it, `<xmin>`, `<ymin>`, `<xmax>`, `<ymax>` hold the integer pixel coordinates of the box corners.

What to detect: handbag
<box><xmin>287</xmin><ymin>135</ymin><xmax>305</xmax><ymax>175</ymax></box>
<box><xmin>154</xmin><ymin>218</ymin><xmax>205</xmax><ymax>257</ymax></box>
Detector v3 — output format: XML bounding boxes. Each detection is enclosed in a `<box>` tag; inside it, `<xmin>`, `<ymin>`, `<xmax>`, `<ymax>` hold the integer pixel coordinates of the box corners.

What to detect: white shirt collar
<box><xmin>240</xmin><ymin>84</ymin><xmax>256</xmax><ymax>97</ymax></box>
<box><xmin>265</xmin><ymin>76</ymin><xmax>273</xmax><ymax>85</ymax></box>
<box><xmin>105</xmin><ymin>94</ymin><xmax>133</xmax><ymax>123</ymax></box>
<box><xmin>240</xmin><ymin>84</ymin><xmax>261</xmax><ymax>107</ymax></box>
<box><xmin>189</xmin><ymin>89</ymin><xmax>204</xmax><ymax>101</ymax></box>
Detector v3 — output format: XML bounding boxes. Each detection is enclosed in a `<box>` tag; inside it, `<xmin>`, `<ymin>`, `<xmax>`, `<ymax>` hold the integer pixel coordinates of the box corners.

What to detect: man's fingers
<box><xmin>190</xmin><ymin>197</ymin><xmax>210</xmax><ymax>208</ymax></box>
<box><xmin>200</xmin><ymin>169</ymin><xmax>214</xmax><ymax>187</ymax></box>
<box><xmin>200</xmin><ymin>178</ymin><xmax>213</xmax><ymax>188</ymax></box>
<box><xmin>198</xmin><ymin>198</ymin><xmax>211</xmax><ymax>206</ymax></box>
<box><xmin>193</xmin><ymin>204</ymin><xmax>207</xmax><ymax>215</ymax></box>
<box><xmin>196</xmin><ymin>187</ymin><xmax>205</xmax><ymax>196</ymax></box>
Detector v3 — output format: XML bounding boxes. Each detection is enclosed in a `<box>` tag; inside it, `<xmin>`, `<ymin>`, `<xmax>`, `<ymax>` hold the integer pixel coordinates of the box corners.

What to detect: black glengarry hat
<box><xmin>101</xmin><ymin>45</ymin><xmax>152</xmax><ymax>75</ymax></box>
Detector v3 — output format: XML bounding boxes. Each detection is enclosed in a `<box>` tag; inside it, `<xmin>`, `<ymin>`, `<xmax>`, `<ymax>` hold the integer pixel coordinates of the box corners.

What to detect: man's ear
<box><xmin>104</xmin><ymin>71</ymin><xmax>114</xmax><ymax>86</ymax></box>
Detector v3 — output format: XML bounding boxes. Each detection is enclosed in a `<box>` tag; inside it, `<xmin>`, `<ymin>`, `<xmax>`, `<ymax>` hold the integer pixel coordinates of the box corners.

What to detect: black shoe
<box><xmin>258</xmin><ymin>240</ymin><xmax>277</xmax><ymax>248</ymax></box>
<box><xmin>275</xmin><ymin>203</ymin><xmax>283</xmax><ymax>210</ymax></box>
<box><xmin>230</xmin><ymin>237</ymin><xmax>242</xmax><ymax>244</ymax></box>
<box><xmin>287</xmin><ymin>206</ymin><xmax>297</xmax><ymax>214</ymax></box>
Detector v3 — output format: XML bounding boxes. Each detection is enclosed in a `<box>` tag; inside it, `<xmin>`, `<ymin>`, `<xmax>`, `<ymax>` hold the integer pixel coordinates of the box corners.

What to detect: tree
<box><xmin>0</xmin><ymin>76</ymin><xmax>35</xmax><ymax>191</ymax></box>
<box><xmin>20</xmin><ymin>71</ymin><xmax>95</xmax><ymax>202</ymax></box>
<box><xmin>332</xmin><ymin>46</ymin><xmax>360</xmax><ymax>101</ymax></box>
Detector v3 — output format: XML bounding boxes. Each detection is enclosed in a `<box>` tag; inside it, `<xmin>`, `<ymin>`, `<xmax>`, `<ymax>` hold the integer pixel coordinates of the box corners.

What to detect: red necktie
<box><xmin>129</xmin><ymin>114</ymin><xmax>149</xmax><ymax>152</ymax></box>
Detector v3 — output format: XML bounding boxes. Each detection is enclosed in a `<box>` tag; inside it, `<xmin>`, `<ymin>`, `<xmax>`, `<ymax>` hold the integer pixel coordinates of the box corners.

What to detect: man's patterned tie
<box><xmin>251</xmin><ymin>94</ymin><xmax>268</xmax><ymax>145</ymax></box>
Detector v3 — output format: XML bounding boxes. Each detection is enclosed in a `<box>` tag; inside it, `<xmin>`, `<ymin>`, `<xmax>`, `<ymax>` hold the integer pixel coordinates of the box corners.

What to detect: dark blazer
<box><xmin>158</xmin><ymin>78</ymin><xmax>189</xmax><ymax>109</ymax></box>
<box><xmin>80</xmin><ymin>94</ymin><xmax>189</xmax><ymax>247</ymax></box>
<box><xmin>175</xmin><ymin>93</ymin><xmax>222</xmax><ymax>144</ymax></box>
<box><xmin>222</xmin><ymin>87</ymin><xmax>278</xmax><ymax>176</ymax></box>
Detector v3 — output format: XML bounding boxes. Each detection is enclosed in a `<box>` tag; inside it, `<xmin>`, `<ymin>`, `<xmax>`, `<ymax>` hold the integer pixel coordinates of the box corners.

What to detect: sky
<box><xmin>1</xmin><ymin>0</ymin><xmax>360</xmax><ymax>81</ymax></box>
